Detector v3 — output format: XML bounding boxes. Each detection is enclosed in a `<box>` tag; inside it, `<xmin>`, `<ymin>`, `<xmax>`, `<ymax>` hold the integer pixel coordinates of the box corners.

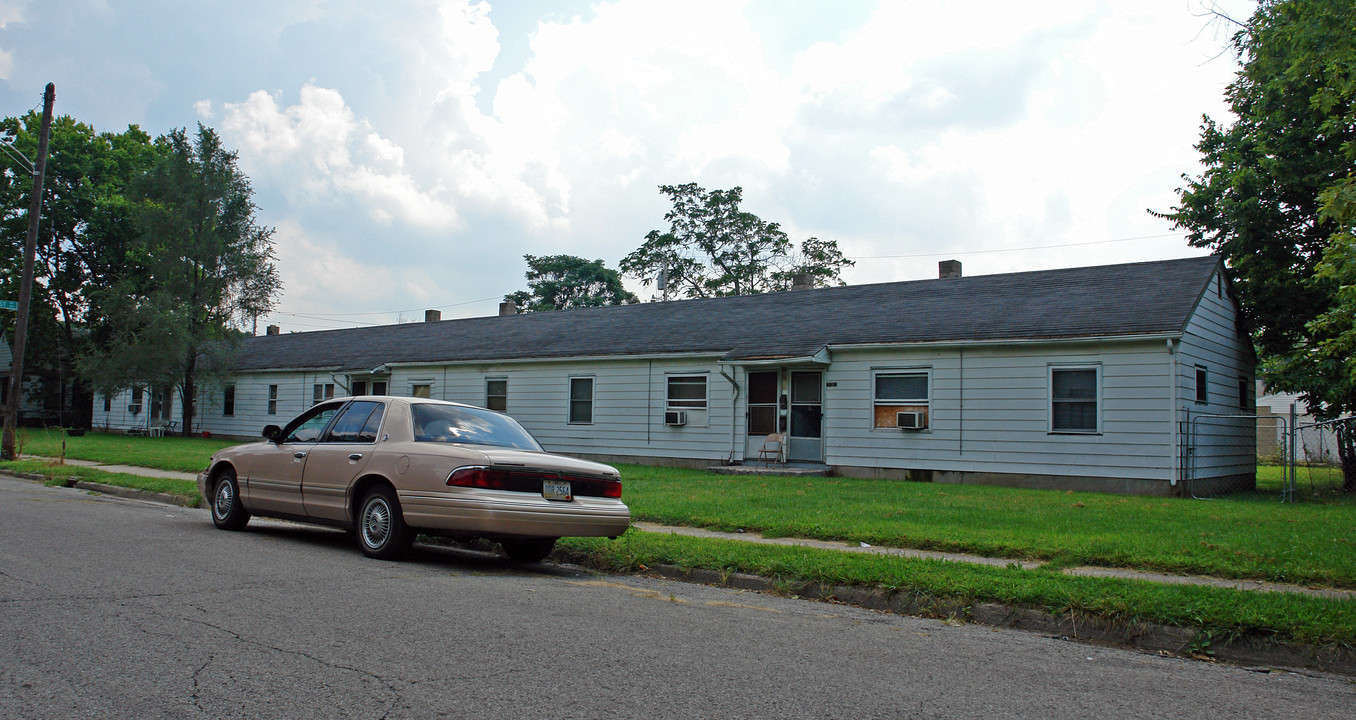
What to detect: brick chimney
<box><xmin>499</xmin><ymin>301</ymin><xmax>518</xmax><ymax>316</ymax></box>
<box><xmin>791</xmin><ymin>272</ymin><xmax>815</xmax><ymax>291</ymax></box>
<box><xmin>266</xmin><ymin>325</ymin><xmax>280</xmax><ymax>335</ymax></box>
<box><xmin>425</xmin><ymin>309</ymin><xmax>441</xmax><ymax>322</ymax></box>
<box><xmin>939</xmin><ymin>260</ymin><xmax>962</xmax><ymax>279</ymax></box>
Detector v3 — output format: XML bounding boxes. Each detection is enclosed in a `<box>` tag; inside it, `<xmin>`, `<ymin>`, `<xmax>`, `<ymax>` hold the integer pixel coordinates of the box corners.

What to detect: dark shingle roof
<box><xmin>235</xmin><ymin>256</ymin><xmax>1221</xmax><ymax>371</ymax></box>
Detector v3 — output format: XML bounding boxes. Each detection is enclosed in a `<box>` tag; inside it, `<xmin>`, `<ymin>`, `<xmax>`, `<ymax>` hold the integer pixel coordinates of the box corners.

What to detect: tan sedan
<box><xmin>198</xmin><ymin>396</ymin><xmax>631</xmax><ymax>562</ymax></box>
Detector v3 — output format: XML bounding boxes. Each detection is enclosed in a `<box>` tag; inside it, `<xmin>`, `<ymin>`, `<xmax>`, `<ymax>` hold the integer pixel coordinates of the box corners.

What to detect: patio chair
<box><xmin>756</xmin><ymin>433</ymin><xmax>784</xmax><ymax>467</ymax></box>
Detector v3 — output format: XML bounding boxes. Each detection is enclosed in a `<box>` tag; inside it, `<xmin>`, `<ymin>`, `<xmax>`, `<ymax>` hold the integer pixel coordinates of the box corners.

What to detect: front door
<box><xmin>787</xmin><ymin>371</ymin><xmax>823</xmax><ymax>462</ymax></box>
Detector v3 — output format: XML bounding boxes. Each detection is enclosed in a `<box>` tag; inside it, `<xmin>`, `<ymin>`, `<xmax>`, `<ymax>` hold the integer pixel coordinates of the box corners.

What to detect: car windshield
<box><xmin>410</xmin><ymin>403</ymin><xmax>542</xmax><ymax>451</ymax></box>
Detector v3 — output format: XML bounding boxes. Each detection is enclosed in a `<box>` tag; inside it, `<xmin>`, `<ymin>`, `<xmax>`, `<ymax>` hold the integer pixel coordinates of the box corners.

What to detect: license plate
<box><xmin>542</xmin><ymin>479</ymin><xmax>572</xmax><ymax>501</ymax></box>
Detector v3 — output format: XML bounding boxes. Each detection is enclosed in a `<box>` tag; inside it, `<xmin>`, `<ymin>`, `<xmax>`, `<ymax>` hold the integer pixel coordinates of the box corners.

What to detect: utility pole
<box><xmin>2</xmin><ymin>83</ymin><xmax>55</xmax><ymax>460</ymax></box>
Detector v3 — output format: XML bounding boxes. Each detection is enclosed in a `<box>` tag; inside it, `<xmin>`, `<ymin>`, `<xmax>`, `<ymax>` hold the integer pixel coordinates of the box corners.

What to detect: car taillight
<box><xmin>447</xmin><ymin>465</ymin><xmax>622</xmax><ymax>499</ymax></box>
<box><xmin>446</xmin><ymin>466</ymin><xmax>499</xmax><ymax>489</ymax></box>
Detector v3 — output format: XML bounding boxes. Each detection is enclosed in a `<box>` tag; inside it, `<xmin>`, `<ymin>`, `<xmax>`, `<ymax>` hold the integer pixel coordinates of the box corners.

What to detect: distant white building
<box><xmin>94</xmin><ymin>256</ymin><xmax>1255</xmax><ymax>496</ymax></box>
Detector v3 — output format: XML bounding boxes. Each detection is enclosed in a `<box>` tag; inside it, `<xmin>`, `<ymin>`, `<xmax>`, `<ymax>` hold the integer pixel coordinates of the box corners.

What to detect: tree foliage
<box><xmin>0</xmin><ymin>113</ymin><xmax>163</xmax><ymax>425</ymax></box>
<box><xmin>504</xmin><ymin>254</ymin><xmax>637</xmax><ymax>312</ymax></box>
<box><xmin>1156</xmin><ymin>0</ymin><xmax>1356</xmax><ymax>420</ymax></box>
<box><xmin>621</xmin><ymin>183</ymin><xmax>853</xmax><ymax>298</ymax></box>
<box><xmin>77</xmin><ymin>124</ymin><xmax>281</xmax><ymax>434</ymax></box>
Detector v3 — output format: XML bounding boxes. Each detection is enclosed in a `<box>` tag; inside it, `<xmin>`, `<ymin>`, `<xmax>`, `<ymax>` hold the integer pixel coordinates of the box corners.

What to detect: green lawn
<box><xmin>14</xmin><ymin>427</ymin><xmax>240</xmax><ymax>473</ymax></box>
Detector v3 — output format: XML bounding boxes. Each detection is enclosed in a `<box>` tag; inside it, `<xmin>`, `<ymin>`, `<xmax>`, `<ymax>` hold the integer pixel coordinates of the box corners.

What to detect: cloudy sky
<box><xmin>2</xmin><ymin>0</ymin><xmax>1253</xmax><ymax>331</ymax></box>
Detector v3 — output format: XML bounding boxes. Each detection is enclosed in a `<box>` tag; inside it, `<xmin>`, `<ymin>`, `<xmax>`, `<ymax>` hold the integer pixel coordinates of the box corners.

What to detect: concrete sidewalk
<box><xmin>29</xmin><ymin>456</ymin><xmax>1355</xmax><ymax>601</ymax></box>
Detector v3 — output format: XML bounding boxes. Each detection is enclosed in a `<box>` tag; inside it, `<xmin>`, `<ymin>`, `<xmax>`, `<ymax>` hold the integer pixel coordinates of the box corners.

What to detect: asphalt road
<box><xmin>1</xmin><ymin>476</ymin><xmax>1352</xmax><ymax>719</ymax></box>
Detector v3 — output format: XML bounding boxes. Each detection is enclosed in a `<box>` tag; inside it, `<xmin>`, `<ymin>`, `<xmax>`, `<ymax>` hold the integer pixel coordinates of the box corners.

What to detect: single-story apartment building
<box><xmin>93</xmin><ymin>256</ymin><xmax>1256</xmax><ymax>495</ymax></box>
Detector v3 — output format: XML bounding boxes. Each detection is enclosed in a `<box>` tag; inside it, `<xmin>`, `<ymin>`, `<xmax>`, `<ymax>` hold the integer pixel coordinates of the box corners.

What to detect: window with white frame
<box><xmin>873</xmin><ymin>370</ymin><xmax>929</xmax><ymax>429</ymax></box>
<box><xmin>130</xmin><ymin>387</ymin><xmax>144</xmax><ymax>414</ymax></box>
<box><xmin>1195</xmin><ymin>365</ymin><xmax>1209</xmax><ymax>405</ymax></box>
<box><xmin>1238</xmin><ymin>376</ymin><xmax>1249</xmax><ymax>411</ymax></box>
<box><xmin>666</xmin><ymin>375</ymin><xmax>707</xmax><ymax>410</ymax></box>
<box><xmin>313</xmin><ymin>383</ymin><xmax>334</xmax><ymax>404</ymax></box>
<box><xmin>568</xmin><ymin>377</ymin><xmax>594</xmax><ymax>424</ymax></box>
<box><xmin>486</xmin><ymin>378</ymin><xmax>507</xmax><ymax>412</ymax></box>
<box><xmin>1050</xmin><ymin>366</ymin><xmax>1099</xmax><ymax>433</ymax></box>
<box><xmin>267</xmin><ymin>384</ymin><xmax>278</xmax><ymax>415</ymax></box>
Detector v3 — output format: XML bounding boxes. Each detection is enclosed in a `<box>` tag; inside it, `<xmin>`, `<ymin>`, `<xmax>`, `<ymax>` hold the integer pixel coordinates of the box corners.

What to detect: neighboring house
<box><xmin>1255</xmin><ymin>387</ymin><xmax>1346</xmax><ymax>465</ymax></box>
<box><xmin>92</xmin><ymin>256</ymin><xmax>1256</xmax><ymax>495</ymax></box>
<box><xmin>1</xmin><ymin>331</ymin><xmax>58</xmax><ymax>425</ymax></box>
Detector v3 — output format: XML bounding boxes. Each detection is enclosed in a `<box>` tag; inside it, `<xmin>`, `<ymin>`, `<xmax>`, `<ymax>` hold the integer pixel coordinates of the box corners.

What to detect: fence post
<box><xmin>1286</xmin><ymin>403</ymin><xmax>1297</xmax><ymax>503</ymax></box>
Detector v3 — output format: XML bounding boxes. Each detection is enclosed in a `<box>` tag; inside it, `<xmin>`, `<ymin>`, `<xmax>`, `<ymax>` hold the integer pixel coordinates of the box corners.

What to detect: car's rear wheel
<box><xmin>211</xmin><ymin>468</ymin><xmax>250</xmax><ymax>531</ymax></box>
<box><xmin>500</xmin><ymin>538</ymin><xmax>557</xmax><ymax>563</ymax></box>
<box><xmin>357</xmin><ymin>486</ymin><xmax>413</xmax><ymax>560</ymax></box>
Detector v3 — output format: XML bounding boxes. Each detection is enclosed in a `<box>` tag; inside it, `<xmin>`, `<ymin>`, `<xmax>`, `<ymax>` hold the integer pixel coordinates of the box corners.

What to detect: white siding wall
<box><xmin>385</xmin><ymin>358</ymin><xmax>735</xmax><ymax>462</ymax></box>
<box><xmin>1177</xmin><ymin>272</ymin><xmax>1256</xmax><ymax>480</ymax></box>
<box><xmin>821</xmin><ymin>340</ymin><xmax>1177</xmax><ymax>481</ymax></box>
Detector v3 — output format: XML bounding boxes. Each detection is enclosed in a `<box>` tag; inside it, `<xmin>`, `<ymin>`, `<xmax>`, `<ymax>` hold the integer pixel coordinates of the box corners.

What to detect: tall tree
<box><xmin>1156</xmin><ymin>0</ymin><xmax>1356</xmax><ymax>415</ymax></box>
<box><xmin>79</xmin><ymin>124</ymin><xmax>281</xmax><ymax>435</ymax></box>
<box><xmin>621</xmin><ymin>183</ymin><xmax>853</xmax><ymax>299</ymax></box>
<box><xmin>0</xmin><ymin>113</ymin><xmax>161</xmax><ymax>426</ymax></box>
<box><xmin>504</xmin><ymin>254</ymin><xmax>637</xmax><ymax>312</ymax></box>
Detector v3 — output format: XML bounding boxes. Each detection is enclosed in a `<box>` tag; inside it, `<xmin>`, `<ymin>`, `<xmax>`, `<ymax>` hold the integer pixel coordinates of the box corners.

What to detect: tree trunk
<box><xmin>180</xmin><ymin>352</ymin><xmax>197</xmax><ymax>438</ymax></box>
<box><xmin>1337</xmin><ymin>421</ymin><xmax>1356</xmax><ymax>494</ymax></box>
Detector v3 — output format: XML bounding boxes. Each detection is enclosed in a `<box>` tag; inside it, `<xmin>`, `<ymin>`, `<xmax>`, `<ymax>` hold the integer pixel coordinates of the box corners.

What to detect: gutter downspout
<box><xmin>720</xmin><ymin>367</ymin><xmax>741</xmax><ymax>465</ymax></box>
<box><xmin>1168</xmin><ymin>338</ymin><xmax>1179</xmax><ymax>487</ymax></box>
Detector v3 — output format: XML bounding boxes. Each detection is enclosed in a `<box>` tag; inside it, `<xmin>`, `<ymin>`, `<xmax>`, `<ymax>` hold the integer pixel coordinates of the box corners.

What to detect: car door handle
<box><xmin>294</xmin><ymin>451</ymin><xmax>307</xmax><ymax>459</ymax></box>
<box><xmin>348</xmin><ymin>453</ymin><xmax>363</xmax><ymax>462</ymax></box>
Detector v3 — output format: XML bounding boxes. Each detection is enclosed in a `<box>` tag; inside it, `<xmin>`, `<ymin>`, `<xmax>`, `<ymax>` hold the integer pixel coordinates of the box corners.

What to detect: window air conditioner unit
<box><xmin>664</xmin><ymin>410</ymin><xmax>688</xmax><ymax>426</ymax></box>
<box><xmin>128</xmin><ymin>404</ymin><xmax>142</xmax><ymax>414</ymax></box>
<box><xmin>896</xmin><ymin>411</ymin><xmax>925</xmax><ymax>430</ymax></box>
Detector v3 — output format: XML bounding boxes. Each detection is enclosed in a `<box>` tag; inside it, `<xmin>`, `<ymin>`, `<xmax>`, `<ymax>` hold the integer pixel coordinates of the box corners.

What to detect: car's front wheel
<box><xmin>211</xmin><ymin>468</ymin><xmax>250</xmax><ymax>531</ymax></box>
<box><xmin>357</xmin><ymin>486</ymin><xmax>413</xmax><ymax>560</ymax></box>
<box><xmin>500</xmin><ymin>538</ymin><xmax>557</xmax><ymax>563</ymax></box>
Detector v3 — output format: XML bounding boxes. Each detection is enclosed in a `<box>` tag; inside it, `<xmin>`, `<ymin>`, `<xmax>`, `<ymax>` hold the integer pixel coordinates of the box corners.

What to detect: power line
<box><xmin>850</xmin><ymin>232</ymin><xmax>1186</xmax><ymax>260</ymax></box>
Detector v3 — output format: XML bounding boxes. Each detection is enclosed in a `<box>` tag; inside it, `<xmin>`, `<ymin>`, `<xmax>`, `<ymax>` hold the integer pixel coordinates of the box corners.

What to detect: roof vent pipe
<box><xmin>266</xmin><ymin>325</ymin><xmax>280</xmax><ymax>335</ymax></box>
<box><xmin>499</xmin><ymin>301</ymin><xmax>518</xmax><ymax>316</ymax></box>
<box><xmin>939</xmin><ymin>260</ymin><xmax>962</xmax><ymax>279</ymax></box>
<box><xmin>425</xmin><ymin>309</ymin><xmax>442</xmax><ymax>322</ymax></box>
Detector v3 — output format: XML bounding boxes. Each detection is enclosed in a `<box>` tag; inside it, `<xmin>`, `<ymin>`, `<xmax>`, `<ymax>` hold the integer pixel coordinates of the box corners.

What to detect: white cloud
<box><xmin>221</xmin><ymin>85</ymin><xmax>460</xmax><ymax>230</ymax></box>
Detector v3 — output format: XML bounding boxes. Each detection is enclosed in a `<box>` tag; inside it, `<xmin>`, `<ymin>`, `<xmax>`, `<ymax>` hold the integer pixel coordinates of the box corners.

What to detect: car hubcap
<box><xmin>214</xmin><ymin>481</ymin><xmax>233</xmax><ymax>519</ymax></box>
<box><xmin>362</xmin><ymin>498</ymin><xmax>390</xmax><ymax>548</ymax></box>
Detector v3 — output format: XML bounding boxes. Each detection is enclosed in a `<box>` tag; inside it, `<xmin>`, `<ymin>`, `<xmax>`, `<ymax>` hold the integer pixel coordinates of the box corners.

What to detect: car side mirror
<box><xmin>262</xmin><ymin>425</ymin><xmax>282</xmax><ymax>442</ymax></box>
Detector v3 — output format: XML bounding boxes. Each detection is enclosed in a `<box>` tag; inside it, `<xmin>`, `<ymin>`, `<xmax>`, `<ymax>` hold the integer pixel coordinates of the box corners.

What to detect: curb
<box><xmin>4</xmin><ymin>470</ymin><xmax>199</xmax><ymax>509</ymax></box>
<box><xmin>588</xmin><ymin>561</ymin><xmax>1356</xmax><ymax>678</ymax></box>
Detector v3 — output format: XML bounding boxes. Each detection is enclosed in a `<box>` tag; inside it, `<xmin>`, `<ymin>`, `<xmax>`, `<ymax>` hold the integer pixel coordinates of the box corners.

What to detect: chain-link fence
<box><xmin>1293</xmin><ymin>417</ymin><xmax>1356</xmax><ymax>500</ymax></box>
<box><xmin>1186</xmin><ymin>413</ymin><xmax>1271</xmax><ymax>499</ymax></box>
<box><xmin>1186</xmin><ymin>408</ymin><xmax>1356</xmax><ymax>502</ymax></box>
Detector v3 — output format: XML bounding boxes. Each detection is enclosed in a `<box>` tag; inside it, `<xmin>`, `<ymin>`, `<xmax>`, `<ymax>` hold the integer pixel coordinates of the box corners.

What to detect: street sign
<box><xmin>0</xmin><ymin>300</ymin><xmax>16</xmax><ymax>310</ymax></box>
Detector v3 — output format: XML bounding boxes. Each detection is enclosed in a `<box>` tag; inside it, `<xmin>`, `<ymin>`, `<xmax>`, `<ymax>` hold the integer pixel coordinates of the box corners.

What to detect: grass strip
<box><xmin>0</xmin><ymin>459</ymin><xmax>202</xmax><ymax>506</ymax></box>
<box><xmin>558</xmin><ymin>532</ymin><xmax>1356</xmax><ymax>647</ymax></box>
<box><xmin>615</xmin><ymin>464</ymin><xmax>1356</xmax><ymax>589</ymax></box>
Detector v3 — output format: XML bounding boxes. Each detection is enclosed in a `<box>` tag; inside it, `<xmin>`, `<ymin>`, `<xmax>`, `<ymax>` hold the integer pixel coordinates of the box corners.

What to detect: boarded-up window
<box><xmin>1051</xmin><ymin>367</ymin><xmax>1098</xmax><ymax>433</ymax></box>
<box><xmin>874</xmin><ymin>371</ymin><xmax>929</xmax><ymax>429</ymax></box>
